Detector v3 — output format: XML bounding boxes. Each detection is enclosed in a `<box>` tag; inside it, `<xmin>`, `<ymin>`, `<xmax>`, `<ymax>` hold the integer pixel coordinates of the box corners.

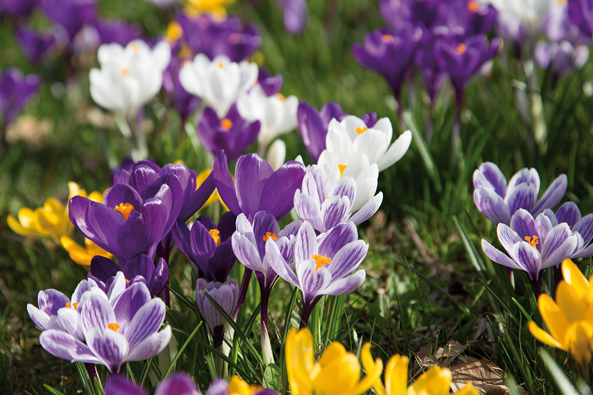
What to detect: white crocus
<box><xmin>180</xmin><ymin>54</ymin><xmax>258</xmax><ymax>118</ymax></box>
<box><xmin>325</xmin><ymin>115</ymin><xmax>412</xmax><ymax>172</ymax></box>
<box><xmin>237</xmin><ymin>84</ymin><xmax>298</xmax><ymax>149</ymax></box>
<box><xmin>266</xmin><ymin>139</ymin><xmax>286</xmax><ymax>171</ymax></box>
<box><xmin>317</xmin><ymin>150</ymin><xmax>379</xmax><ymax>213</ymax></box>
<box><xmin>485</xmin><ymin>0</ymin><xmax>556</xmax><ymax>34</ymax></box>
<box><xmin>89</xmin><ymin>40</ymin><xmax>171</xmax><ymax>116</ymax></box>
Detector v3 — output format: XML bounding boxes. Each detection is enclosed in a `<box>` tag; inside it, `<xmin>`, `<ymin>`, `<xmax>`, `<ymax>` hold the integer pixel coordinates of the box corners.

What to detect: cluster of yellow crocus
<box><xmin>184</xmin><ymin>0</ymin><xmax>236</xmax><ymax>18</ymax></box>
<box><xmin>529</xmin><ymin>259</ymin><xmax>593</xmax><ymax>368</ymax></box>
<box><xmin>285</xmin><ymin>328</ymin><xmax>477</xmax><ymax>395</ymax></box>
<box><xmin>7</xmin><ymin>182</ymin><xmax>111</xmax><ymax>266</ymax></box>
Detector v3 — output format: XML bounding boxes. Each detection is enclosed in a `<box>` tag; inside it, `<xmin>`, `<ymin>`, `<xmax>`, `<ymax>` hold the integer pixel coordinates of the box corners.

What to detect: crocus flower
<box><xmin>352</xmin><ymin>25</ymin><xmax>424</xmax><ymax>103</ymax></box>
<box><xmin>379</xmin><ymin>0</ymin><xmax>442</xmax><ymax>30</ymax></box>
<box><xmin>568</xmin><ymin>0</ymin><xmax>593</xmax><ymax>38</ymax></box>
<box><xmin>89</xmin><ymin>40</ymin><xmax>171</xmax><ymax>116</ymax></box>
<box><xmin>163</xmin><ymin>57</ymin><xmax>200</xmax><ymax>126</ymax></box>
<box><xmin>0</xmin><ymin>68</ymin><xmax>40</xmax><ymax>128</ymax></box>
<box><xmin>61</xmin><ymin>236</ymin><xmax>112</xmax><ymax>266</ymax></box>
<box><xmin>0</xmin><ymin>0</ymin><xmax>39</xmax><ymax>18</ymax></box>
<box><xmin>39</xmin><ymin>281</ymin><xmax>171</xmax><ymax>373</ymax></box>
<box><xmin>473</xmin><ymin>162</ymin><xmax>568</xmax><ymax>225</ymax></box>
<box><xmin>285</xmin><ymin>327</ymin><xmax>382</xmax><ymax>395</ymax></box>
<box><xmin>444</xmin><ymin>0</ymin><xmax>498</xmax><ymax>37</ymax></box>
<box><xmin>535</xmin><ymin>41</ymin><xmax>589</xmax><ymax>82</ymax></box>
<box><xmin>198</xmin><ymin>104</ymin><xmax>260</xmax><ymax>162</ymax></box>
<box><xmin>237</xmin><ymin>83</ymin><xmax>298</xmax><ymax>149</ymax></box>
<box><xmin>196</xmin><ymin>278</ymin><xmax>239</xmax><ymax>348</ymax></box>
<box><xmin>435</xmin><ymin>36</ymin><xmax>500</xmax><ymax>102</ymax></box>
<box><xmin>279</xmin><ymin>0</ymin><xmax>308</xmax><ymax>35</ymax></box>
<box><xmin>69</xmin><ymin>176</ymin><xmax>183</xmax><ymax>262</ymax></box>
<box><xmin>173</xmin><ymin>212</ymin><xmax>237</xmax><ymax>282</ymax></box>
<box><xmin>177</xmin><ymin>13</ymin><xmax>261</xmax><ymax>62</ymax></box>
<box><xmin>93</xmin><ymin>18</ymin><xmax>142</xmax><ymax>46</ymax></box>
<box><xmin>529</xmin><ymin>259</ymin><xmax>593</xmax><ymax>368</ymax></box>
<box><xmin>256</xmin><ymin>68</ymin><xmax>284</xmax><ymax>97</ymax></box>
<box><xmin>231</xmin><ymin>211</ymin><xmax>301</xmax><ymax>363</ymax></box>
<box><xmin>213</xmin><ymin>151</ymin><xmax>306</xmax><ymax>222</ymax></box>
<box><xmin>40</xmin><ymin>0</ymin><xmax>97</xmax><ymax>43</ymax></box>
<box><xmin>180</xmin><ymin>54</ymin><xmax>258</xmax><ymax>118</ymax></box>
<box><xmin>294</xmin><ymin>163</ymin><xmax>383</xmax><ymax>233</ymax></box>
<box><xmin>496</xmin><ymin>10</ymin><xmax>527</xmax><ymax>48</ymax></box>
<box><xmin>416</xmin><ymin>33</ymin><xmax>449</xmax><ymax>106</ymax></box>
<box><xmin>16</xmin><ymin>28</ymin><xmax>55</xmax><ymax>64</ymax></box>
<box><xmin>542</xmin><ymin>202</ymin><xmax>593</xmax><ymax>258</ymax></box>
<box><xmin>268</xmin><ymin>221</ymin><xmax>368</xmax><ymax>327</ymax></box>
<box><xmin>481</xmin><ymin>209</ymin><xmax>583</xmax><ymax>286</ymax></box>
<box><xmin>325</xmin><ymin>116</ymin><xmax>412</xmax><ymax>172</ymax></box>
<box><xmin>89</xmin><ymin>254</ymin><xmax>169</xmax><ymax>297</ymax></box>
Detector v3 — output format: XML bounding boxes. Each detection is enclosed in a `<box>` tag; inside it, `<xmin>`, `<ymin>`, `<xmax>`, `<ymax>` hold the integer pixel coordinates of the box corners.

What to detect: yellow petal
<box><xmin>311</xmin><ymin>353</ymin><xmax>361</xmax><ymax>395</ymax></box>
<box><xmin>538</xmin><ymin>294</ymin><xmax>570</xmax><ymax>343</ymax></box>
<box><xmin>562</xmin><ymin>259</ymin><xmax>592</xmax><ymax>302</ymax></box>
<box><xmin>453</xmin><ymin>382</ymin><xmax>479</xmax><ymax>395</ymax></box>
<box><xmin>86</xmin><ymin>238</ymin><xmax>112</xmax><ymax>257</ymax></box>
<box><xmin>228</xmin><ymin>376</ymin><xmax>262</xmax><ymax>395</ymax></box>
<box><xmin>385</xmin><ymin>354</ymin><xmax>409</xmax><ymax>395</ymax></box>
<box><xmin>43</xmin><ymin>197</ymin><xmax>65</xmax><ymax>214</ymax></box>
<box><xmin>317</xmin><ymin>342</ymin><xmax>347</xmax><ymax>367</ymax></box>
<box><xmin>408</xmin><ymin>366</ymin><xmax>452</xmax><ymax>395</ymax></box>
<box><xmin>349</xmin><ymin>343</ymin><xmax>384</xmax><ymax>395</ymax></box>
<box><xmin>285</xmin><ymin>328</ymin><xmax>314</xmax><ymax>395</ymax></box>
<box><xmin>61</xmin><ymin>236</ymin><xmax>111</xmax><ymax>266</ymax></box>
<box><xmin>528</xmin><ymin>321</ymin><xmax>566</xmax><ymax>350</ymax></box>
<box><xmin>87</xmin><ymin>191</ymin><xmax>105</xmax><ymax>203</ymax></box>
<box><xmin>556</xmin><ymin>281</ymin><xmax>589</xmax><ymax>322</ymax></box>
<box><xmin>7</xmin><ymin>212</ymin><xmax>45</xmax><ymax>238</ymax></box>
<box><xmin>565</xmin><ymin>321</ymin><xmax>593</xmax><ymax>367</ymax></box>
<box><xmin>197</xmin><ymin>169</ymin><xmax>222</xmax><ymax>208</ymax></box>
<box><xmin>68</xmin><ymin>181</ymin><xmax>85</xmax><ymax>199</ymax></box>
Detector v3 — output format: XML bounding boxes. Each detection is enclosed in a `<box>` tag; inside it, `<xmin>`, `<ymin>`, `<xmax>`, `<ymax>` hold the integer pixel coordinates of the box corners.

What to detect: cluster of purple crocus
<box><xmin>353</xmin><ymin>0</ymin><xmax>499</xmax><ymax>136</ymax></box>
<box><xmin>474</xmin><ymin>162</ymin><xmax>593</xmax><ymax>295</ymax></box>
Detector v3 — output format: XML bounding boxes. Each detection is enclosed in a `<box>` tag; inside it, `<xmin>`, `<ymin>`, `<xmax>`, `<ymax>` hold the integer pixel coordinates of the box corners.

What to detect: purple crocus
<box><xmin>255</xmin><ymin>68</ymin><xmax>284</xmax><ymax>97</ymax></box>
<box><xmin>542</xmin><ymin>202</ymin><xmax>593</xmax><ymax>258</ymax></box>
<box><xmin>163</xmin><ymin>57</ymin><xmax>200</xmax><ymax>126</ymax></box>
<box><xmin>0</xmin><ymin>0</ymin><xmax>39</xmax><ymax>18</ymax></box>
<box><xmin>380</xmin><ymin>0</ymin><xmax>442</xmax><ymax>30</ymax></box>
<box><xmin>444</xmin><ymin>0</ymin><xmax>498</xmax><ymax>37</ymax></box>
<box><xmin>40</xmin><ymin>0</ymin><xmax>97</xmax><ymax>43</ymax></box>
<box><xmin>195</xmin><ymin>278</ymin><xmax>239</xmax><ymax>349</ymax></box>
<box><xmin>482</xmin><ymin>209</ymin><xmax>586</xmax><ymax>293</ymax></box>
<box><xmin>231</xmin><ymin>211</ymin><xmax>301</xmax><ymax>363</ymax></box>
<box><xmin>267</xmin><ymin>221</ymin><xmax>368</xmax><ymax>328</ymax></box>
<box><xmin>16</xmin><ymin>27</ymin><xmax>55</xmax><ymax>64</ymax></box>
<box><xmin>297</xmin><ymin>101</ymin><xmax>379</xmax><ymax>163</ymax></box>
<box><xmin>93</xmin><ymin>18</ymin><xmax>142</xmax><ymax>46</ymax></box>
<box><xmin>567</xmin><ymin>0</ymin><xmax>593</xmax><ymax>38</ymax></box>
<box><xmin>89</xmin><ymin>254</ymin><xmax>169</xmax><ymax>297</ymax></box>
<box><xmin>38</xmin><ymin>281</ymin><xmax>171</xmax><ymax>373</ymax></box>
<box><xmin>173</xmin><ymin>212</ymin><xmax>237</xmax><ymax>282</ymax></box>
<box><xmin>177</xmin><ymin>14</ymin><xmax>262</xmax><ymax>62</ymax></box>
<box><xmin>213</xmin><ymin>150</ymin><xmax>306</xmax><ymax>222</ymax></box>
<box><xmin>352</xmin><ymin>25</ymin><xmax>424</xmax><ymax>113</ymax></box>
<box><xmin>535</xmin><ymin>41</ymin><xmax>589</xmax><ymax>82</ymax></box>
<box><xmin>435</xmin><ymin>35</ymin><xmax>499</xmax><ymax>103</ymax></box>
<box><xmin>0</xmin><ymin>68</ymin><xmax>40</xmax><ymax>128</ymax></box>
<box><xmin>69</xmin><ymin>176</ymin><xmax>183</xmax><ymax>263</ymax></box>
<box><xmin>473</xmin><ymin>162</ymin><xmax>568</xmax><ymax>226</ymax></box>
<box><xmin>198</xmin><ymin>104</ymin><xmax>261</xmax><ymax>162</ymax></box>
<box><xmin>279</xmin><ymin>0</ymin><xmax>308</xmax><ymax>35</ymax></box>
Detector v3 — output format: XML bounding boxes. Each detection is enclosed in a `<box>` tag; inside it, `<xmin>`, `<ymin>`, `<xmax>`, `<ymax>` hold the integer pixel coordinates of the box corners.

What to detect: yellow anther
<box><xmin>355</xmin><ymin>126</ymin><xmax>368</xmax><ymax>135</ymax></box>
<box><xmin>114</xmin><ymin>203</ymin><xmax>135</xmax><ymax>220</ymax></box>
<box><xmin>209</xmin><ymin>229</ymin><xmax>221</xmax><ymax>246</ymax></box>
<box><xmin>121</xmin><ymin>67</ymin><xmax>129</xmax><ymax>76</ymax></box>
<box><xmin>456</xmin><ymin>43</ymin><xmax>467</xmax><ymax>54</ymax></box>
<box><xmin>338</xmin><ymin>164</ymin><xmax>347</xmax><ymax>179</ymax></box>
<box><xmin>276</xmin><ymin>93</ymin><xmax>286</xmax><ymax>102</ymax></box>
<box><xmin>525</xmin><ymin>235</ymin><xmax>540</xmax><ymax>248</ymax></box>
<box><xmin>466</xmin><ymin>0</ymin><xmax>480</xmax><ymax>12</ymax></box>
<box><xmin>217</xmin><ymin>62</ymin><xmax>225</xmax><ymax>68</ymax></box>
<box><xmin>220</xmin><ymin>118</ymin><xmax>233</xmax><ymax>130</ymax></box>
<box><xmin>313</xmin><ymin>254</ymin><xmax>331</xmax><ymax>273</ymax></box>
<box><xmin>65</xmin><ymin>302</ymin><xmax>79</xmax><ymax>309</ymax></box>
<box><xmin>130</xmin><ymin>43</ymin><xmax>139</xmax><ymax>52</ymax></box>
<box><xmin>263</xmin><ymin>232</ymin><xmax>279</xmax><ymax>242</ymax></box>
<box><xmin>381</xmin><ymin>34</ymin><xmax>394</xmax><ymax>43</ymax></box>
<box><xmin>108</xmin><ymin>323</ymin><xmax>120</xmax><ymax>332</ymax></box>
<box><xmin>125</xmin><ymin>279</ymin><xmax>130</xmax><ymax>284</ymax></box>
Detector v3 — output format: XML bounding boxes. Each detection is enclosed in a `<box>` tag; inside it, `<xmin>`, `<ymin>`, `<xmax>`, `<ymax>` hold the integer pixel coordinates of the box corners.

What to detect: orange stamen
<box><xmin>276</xmin><ymin>93</ymin><xmax>286</xmax><ymax>102</ymax></box>
<box><xmin>114</xmin><ymin>203</ymin><xmax>134</xmax><ymax>220</ymax></box>
<box><xmin>338</xmin><ymin>164</ymin><xmax>347</xmax><ymax>178</ymax></box>
<box><xmin>456</xmin><ymin>43</ymin><xmax>467</xmax><ymax>54</ymax></box>
<box><xmin>355</xmin><ymin>126</ymin><xmax>368</xmax><ymax>135</ymax></box>
<box><xmin>524</xmin><ymin>235</ymin><xmax>540</xmax><ymax>248</ymax></box>
<box><xmin>209</xmin><ymin>229</ymin><xmax>221</xmax><ymax>246</ymax></box>
<box><xmin>466</xmin><ymin>0</ymin><xmax>480</xmax><ymax>12</ymax></box>
<box><xmin>263</xmin><ymin>232</ymin><xmax>279</xmax><ymax>242</ymax></box>
<box><xmin>217</xmin><ymin>62</ymin><xmax>225</xmax><ymax>68</ymax></box>
<box><xmin>381</xmin><ymin>34</ymin><xmax>395</xmax><ymax>43</ymax></box>
<box><xmin>220</xmin><ymin>118</ymin><xmax>233</xmax><ymax>130</ymax></box>
<box><xmin>121</xmin><ymin>67</ymin><xmax>129</xmax><ymax>76</ymax></box>
<box><xmin>108</xmin><ymin>323</ymin><xmax>120</xmax><ymax>332</ymax></box>
<box><xmin>313</xmin><ymin>254</ymin><xmax>331</xmax><ymax>273</ymax></box>
<box><xmin>65</xmin><ymin>302</ymin><xmax>79</xmax><ymax>309</ymax></box>
<box><xmin>130</xmin><ymin>43</ymin><xmax>139</xmax><ymax>52</ymax></box>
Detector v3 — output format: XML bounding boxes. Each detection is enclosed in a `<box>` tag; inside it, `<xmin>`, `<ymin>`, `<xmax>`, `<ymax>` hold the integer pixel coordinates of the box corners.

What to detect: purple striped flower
<box><xmin>473</xmin><ymin>162</ymin><xmax>568</xmax><ymax>225</ymax></box>
<box><xmin>542</xmin><ymin>202</ymin><xmax>593</xmax><ymax>259</ymax></box>
<box><xmin>213</xmin><ymin>151</ymin><xmax>306</xmax><ymax>222</ymax></box>
<box><xmin>196</xmin><ymin>278</ymin><xmax>239</xmax><ymax>349</ymax></box>
<box><xmin>267</xmin><ymin>221</ymin><xmax>367</xmax><ymax>327</ymax></box>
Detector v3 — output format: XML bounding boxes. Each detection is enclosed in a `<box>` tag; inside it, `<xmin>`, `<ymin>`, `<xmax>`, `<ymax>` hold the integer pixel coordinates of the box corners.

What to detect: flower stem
<box><xmin>84</xmin><ymin>363</ymin><xmax>99</xmax><ymax>388</ymax></box>
<box><xmin>299</xmin><ymin>302</ymin><xmax>314</xmax><ymax>330</ymax></box>
<box><xmin>260</xmin><ymin>287</ymin><xmax>274</xmax><ymax>365</ymax></box>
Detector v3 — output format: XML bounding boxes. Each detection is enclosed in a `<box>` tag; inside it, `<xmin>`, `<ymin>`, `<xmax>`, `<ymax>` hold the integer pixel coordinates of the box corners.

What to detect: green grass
<box><xmin>1</xmin><ymin>0</ymin><xmax>593</xmax><ymax>394</ymax></box>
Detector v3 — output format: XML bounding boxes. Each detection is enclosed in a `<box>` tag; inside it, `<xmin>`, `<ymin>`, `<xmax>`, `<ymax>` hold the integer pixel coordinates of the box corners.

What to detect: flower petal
<box><xmin>40</xmin><ymin>330</ymin><xmax>101</xmax><ymax>364</ymax></box>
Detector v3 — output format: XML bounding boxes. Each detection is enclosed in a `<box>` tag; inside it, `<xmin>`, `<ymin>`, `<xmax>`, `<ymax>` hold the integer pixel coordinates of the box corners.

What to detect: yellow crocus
<box><xmin>228</xmin><ymin>376</ymin><xmax>264</xmax><ymax>395</ymax></box>
<box><xmin>184</xmin><ymin>0</ymin><xmax>236</xmax><ymax>18</ymax></box>
<box><xmin>285</xmin><ymin>327</ymin><xmax>383</xmax><ymax>395</ymax></box>
<box><xmin>197</xmin><ymin>169</ymin><xmax>228</xmax><ymax>210</ymax></box>
<box><xmin>529</xmin><ymin>259</ymin><xmax>593</xmax><ymax>367</ymax></box>
<box><xmin>60</xmin><ymin>236</ymin><xmax>112</xmax><ymax>266</ymax></box>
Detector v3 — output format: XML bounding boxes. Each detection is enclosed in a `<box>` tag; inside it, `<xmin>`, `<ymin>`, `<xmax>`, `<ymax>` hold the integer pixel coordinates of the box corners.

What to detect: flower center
<box><xmin>209</xmin><ymin>229</ymin><xmax>221</xmax><ymax>246</ymax></box>
<box><xmin>276</xmin><ymin>93</ymin><xmax>286</xmax><ymax>102</ymax></box>
<box><xmin>525</xmin><ymin>235</ymin><xmax>539</xmax><ymax>248</ymax></box>
<box><xmin>456</xmin><ymin>43</ymin><xmax>467</xmax><ymax>54</ymax></box>
<box><xmin>355</xmin><ymin>126</ymin><xmax>368</xmax><ymax>135</ymax></box>
<box><xmin>65</xmin><ymin>302</ymin><xmax>79</xmax><ymax>309</ymax></box>
<box><xmin>313</xmin><ymin>254</ymin><xmax>331</xmax><ymax>273</ymax></box>
<box><xmin>114</xmin><ymin>203</ymin><xmax>134</xmax><ymax>220</ymax></box>
<box><xmin>381</xmin><ymin>34</ymin><xmax>394</xmax><ymax>43</ymax></box>
<box><xmin>338</xmin><ymin>164</ymin><xmax>347</xmax><ymax>178</ymax></box>
<box><xmin>228</xmin><ymin>33</ymin><xmax>241</xmax><ymax>44</ymax></box>
<box><xmin>130</xmin><ymin>43</ymin><xmax>139</xmax><ymax>52</ymax></box>
<box><xmin>121</xmin><ymin>67</ymin><xmax>129</xmax><ymax>76</ymax></box>
<box><xmin>108</xmin><ymin>323</ymin><xmax>120</xmax><ymax>332</ymax></box>
<box><xmin>466</xmin><ymin>0</ymin><xmax>480</xmax><ymax>12</ymax></box>
<box><xmin>217</xmin><ymin>62</ymin><xmax>224</xmax><ymax>68</ymax></box>
<box><xmin>263</xmin><ymin>232</ymin><xmax>279</xmax><ymax>242</ymax></box>
<box><xmin>220</xmin><ymin>118</ymin><xmax>233</xmax><ymax>130</ymax></box>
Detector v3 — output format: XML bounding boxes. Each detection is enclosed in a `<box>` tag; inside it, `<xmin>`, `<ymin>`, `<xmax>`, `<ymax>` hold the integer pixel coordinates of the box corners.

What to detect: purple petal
<box><xmin>122</xmin><ymin>255</ymin><xmax>154</xmax><ymax>284</ymax></box>
<box><xmin>473</xmin><ymin>188</ymin><xmax>511</xmax><ymax>225</ymax></box>
<box><xmin>265</xmin><ymin>239</ymin><xmax>299</xmax><ymax>286</ymax></box>
<box><xmin>235</xmin><ymin>154</ymin><xmax>274</xmax><ymax>217</ymax></box>
<box><xmin>125</xmin><ymin>298</ymin><xmax>166</xmax><ymax>349</ymax></box>
<box><xmin>149</xmin><ymin>258</ymin><xmax>169</xmax><ymax>297</ymax></box>
<box><xmin>294</xmin><ymin>192</ymin><xmax>324</xmax><ymax>232</ymax></box>
<box><xmin>573</xmin><ymin>243</ymin><xmax>593</xmax><ymax>259</ymax></box>
<box><xmin>540</xmin><ymin>223</ymin><xmax>573</xmax><ymax>265</ymax></box>
<box><xmin>294</xmin><ymin>222</ymin><xmax>318</xmax><ymax>264</ymax></box>
<box><xmin>556</xmin><ymin>202</ymin><xmax>582</xmax><ymax>227</ymax></box>
<box><xmin>321</xmin><ymin>269</ymin><xmax>366</xmax><ymax>296</ymax></box>
<box><xmin>105</xmin><ymin>374</ymin><xmax>149</xmax><ymax>395</ymax></box>
<box><xmin>573</xmin><ymin>214</ymin><xmax>593</xmax><ymax>246</ymax></box>
<box><xmin>156</xmin><ymin>373</ymin><xmax>199</xmax><ymax>395</ymax></box>
<box><xmin>91</xmin><ymin>256</ymin><xmax>121</xmax><ymax>282</ymax></box>
<box><xmin>510</xmin><ymin>242</ymin><xmax>542</xmax><ymax>280</ymax></box>
<box><xmin>473</xmin><ymin>162</ymin><xmax>507</xmax><ymax>197</ymax></box>
<box><xmin>349</xmin><ymin>192</ymin><xmax>383</xmax><ymax>225</ymax></box>
<box><xmin>103</xmin><ymin>184</ymin><xmax>143</xmax><ymax>213</ymax></box>
<box><xmin>481</xmin><ymin>240</ymin><xmax>524</xmax><ymax>271</ymax></box>
<box><xmin>86</xmin><ymin>328</ymin><xmax>130</xmax><ymax>373</ymax></box>
<box><xmin>212</xmin><ymin>150</ymin><xmax>241</xmax><ymax>215</ymax></box>
<box><xmin>86</xmin><ymin>202</ymin><xmax>127</xmax><ymax>258</ymax></box>
<box><xmin>125</xmin><ymin>326</ymin><xmax>171</xmax><ymax>364</ymax></box>
<box><xmin>38</xmin><ymin>289</ymin><xmax>70</xmax><ymax>316</ymax></box>
<box><xmin>318</xmin><ymin>222</ymin><xmax>358</xmax><ymax>258</ymax></box>
<box><xmin>297</xmin><ymin>261</ymin><xmax>332</xmax><ymax>303</ymax></box>
<box><xmin>181</xmin><ymin>170</ymin><xmax>217</xmax><ymax>221</ymax></box>
<box><xmin>509</xmin><ymin>209</ymin><xmax>537</xmax><ymax>241</ymax></box>
<box><xmin>505</xmin><ymin>183</ymin><xmax>537</xmax><ymax>215</ymax></box>
<box><xmin>47</xmin><ymin>308</ymin><xmax>83</xmax><ymax>340</ymax></box>
<box><xmin>39</xmin><ymin>330</ymin><xmax>101</xmax><ymax>364</ymax></box>
<box><xmin>507</xmin><ymin>168</ymin><xmax>539</xmax><ymax>196</ymax></box>
<box><xmin>252</xmin><ymin>211</ymin><xmax>281</xmax><ymax>258</ymax></box>
<box><xmin>113</xmin><ymin>283</ymin><xmax>152</xmax><ymax>334</ymax></box>
<box><xmin>328</xmin><ymin>241</ymin><xmax>368</xmax><ymax>279</ymax></box>
<box><xmin>81</xmin><ymin>294</ymin><xmax>116</xmax><ymax>338</ymax></box>
<box><xmin>535</xmin><ymin>213</ymin><xmax>554</xmax><ymax>241</ymax></box>
<box><xmin>27</xmin><ymin>304</ymin><xmax>50</xmax><ymax>330</ymax></box>
<box><xmin>206</xmin><ymin>379</ymin><xmax>228</xmax><ymax>395</ymax></box>
<box><xmin>321</xmin><ymin>196</ymin><xmax>351</xmax><ymax>231</ymax></box>
<box><xmin>232</xmin><ymin>232</ymin><xmax>266</xmax><ymax>273</ymax></box>
<box><xmin>128</xmin><ymin>165</ymin><xmax>160</xmax><ymax>196</ymax></box>
<box><xmin>532</xmin><ymin>174</ymin><xmax>568</xmax><ymax>216</ymax></box>
<box><xmin>257</xmin><ymin>161</ymin><xmax>306</xmax><ymax>221</ymax></box>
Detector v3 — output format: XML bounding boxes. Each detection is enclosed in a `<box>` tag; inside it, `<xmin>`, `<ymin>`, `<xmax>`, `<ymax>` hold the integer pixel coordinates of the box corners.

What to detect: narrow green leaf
<box><xmin>164</xmin><ymin>321</ymin><xmax>202</xmax><ymax>378</ymax></box>
<box><xmin>539</xmin><ymin>349</ymin><xmax>581</xmax><ymax>395</ymax></box>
